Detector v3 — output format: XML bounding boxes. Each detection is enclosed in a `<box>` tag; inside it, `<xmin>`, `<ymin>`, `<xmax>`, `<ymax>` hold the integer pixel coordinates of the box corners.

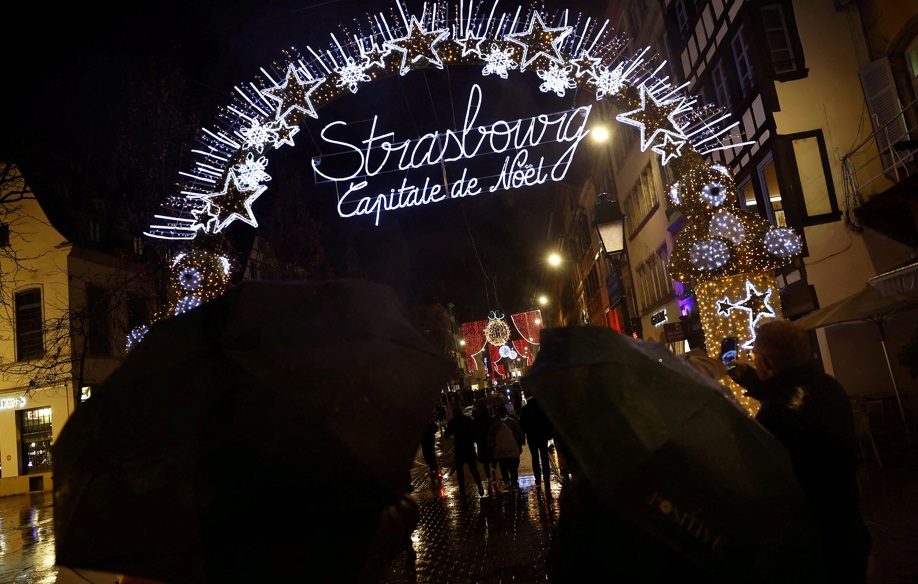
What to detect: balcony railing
<box><xmin>841</xmin><ymin>97</ymin><xmax>918</xmax><ymax>206</ymax></box>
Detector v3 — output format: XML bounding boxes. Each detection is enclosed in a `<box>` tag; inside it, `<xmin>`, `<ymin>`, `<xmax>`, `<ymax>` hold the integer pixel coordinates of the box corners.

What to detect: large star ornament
<box><xmin>616</xmin><ymin>83</ymin><xmax>688</xmax><ymax>152</ymax></box>
<box><xmin>190</xmin><ymin>170</ymin><xmax>266</xmax><ymax>233</ymax></box>
<box><xmin>506</xmin><ymin>12</ymin><xmax>571</xmax><ymax>72</ymax></box>
<box><xmin>384</xmin><ymin>16</ymin><xmax>450</xmax><ymax>75</ymax></box>
<box><xmin>262</xmin><ymin>64</ymin><xmax>326</xmax><ymax>122</ymax></box>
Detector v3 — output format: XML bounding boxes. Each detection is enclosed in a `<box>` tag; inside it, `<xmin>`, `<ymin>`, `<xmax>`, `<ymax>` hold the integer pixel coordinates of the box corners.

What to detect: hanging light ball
<box><xmin>708</xmin><ymin>209</ymin><xmax>746</xmax><ymax>244</ymax></box>
<box><xmin>485</xmin><ymin>317</ymin><xmax>511</xmax><ymax>346</ymax></box>
<box><xmin>499</xmin><ymin>345</ymin><xmax>512</xmax><ymax>358</ymax></box>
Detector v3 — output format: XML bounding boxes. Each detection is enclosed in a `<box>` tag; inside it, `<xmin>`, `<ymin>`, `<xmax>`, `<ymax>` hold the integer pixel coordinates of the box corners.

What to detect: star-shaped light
<box><xmin>505</xmin><ymin>12</ymin><xmax>571</xmax><ymax>72</ymax></box>
<box><xmin>570</xmin><ymin>50</ymin><xmax>601</xmax><ymax>77</ymax></box>
<box><xmin>736</xmin><ymin>282</ymin><xmax>775</xmax><ymax>326</ymax></box>
<box><xmin>454</xmin><ymin>33</ymin><xmax>485</xmax><ymax>58</ymax></box>
<box><xmin>717</xmin><ymin>299</ymin><xmax>734</xmax><ymax>316</ymax></box>
<box><xmin>651</xmin><ymin>132</ymin><xmax>687</xmax><ymax>166</ymax></box>
<box><xmin>191</xmin><ymin>170</ymin><xmax>267</xmax><ymax>233</ymax></box>
<box><xmin>268</xmin><ymin>118</ymin><xmax>300</xmax><ymax>149</ymax></box>
<box><xmin>384</xmin><ymin>16</ymin><xmax>450</xmax><ymax>75</ymax></box>
<box><xmin>616</xmin><ymin>83</ymin><xmax>688</xmax><ymax>151</ymax></box>
<box><xmin>360</xmin><ymin>44</ymin><xmax>389</xmax><ymax>70</ymax></box>
<box><xmin>262</xmin><ymin>64</ymin><xmax>326</xmax><ymax>122</ymax></box>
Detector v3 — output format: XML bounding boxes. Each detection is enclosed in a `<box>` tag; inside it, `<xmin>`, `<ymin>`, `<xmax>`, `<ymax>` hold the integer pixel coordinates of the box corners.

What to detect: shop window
<box><xmin>19</xmin><ymin>407</ymin><xmax>53</xmax><ymax>475</ymax></box>
<box><xmin>732</xmin><ymin>25</ymin><xmax>754</xmax><ymax>98</ymax></box>
<box><xmin>15</xmin><ymin>288</ymin><xmax>44</xmax><ymax>361</ymax></box>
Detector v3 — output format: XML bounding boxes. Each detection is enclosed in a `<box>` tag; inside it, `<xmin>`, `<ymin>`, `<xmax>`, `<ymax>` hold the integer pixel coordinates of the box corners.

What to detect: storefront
<box><xmin>0</xmin><ymin>382</ymin><xmax>74</xmax><ymax>497</ymax></box>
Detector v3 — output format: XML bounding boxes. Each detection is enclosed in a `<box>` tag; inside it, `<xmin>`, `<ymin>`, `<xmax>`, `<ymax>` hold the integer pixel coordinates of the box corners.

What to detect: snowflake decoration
<box><xmin>537</xmin><ymin>64</ymin><xmax>577</xmax><ymax>97</ymax></box>
<box><xmin>689</xmin><ymin>238</ymin><xmax>730</xmax><ymax>271</ymax></box>
<box><xmin>481</xmin><ymin>44</ymin><xmax>518</xmax><ymax>79</ymax></box>
<box><xmin>174</xmin><ymin>295</ymin><xmax>203</xmax><ymax>315</ymax></box>
<box><xmin>232</xmin><ymin>152</ymin><xmax>271</xmax><ymax>191</ymax></box>
<box><xmin>239</xmin><ymin>119</ymin><xmax>276</xmax><ymax>153</ymax></box>
<box><xmin>334</xmin><ymin>57</ymin><xmax>372</xmax><ymax>93</ymax></box>
<box><xmin>763</xmin><ymin>228</ymin><xmax>802</xmax><ymax>257</ymax></box>
<box><xmin>590</xmin><ymin>62</ymin><xmax>626</xmax><ymax>100</ymax></box>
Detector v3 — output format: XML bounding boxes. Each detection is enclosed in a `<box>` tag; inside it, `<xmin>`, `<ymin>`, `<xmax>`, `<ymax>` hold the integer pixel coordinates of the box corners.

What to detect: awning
<box><xmin>869</xmin><ymin>257</ymin><xmax>918</xmax><ymax>298</ymax></box>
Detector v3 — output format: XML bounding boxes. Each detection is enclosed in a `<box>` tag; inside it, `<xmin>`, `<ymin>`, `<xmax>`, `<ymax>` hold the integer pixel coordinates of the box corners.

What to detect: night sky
<box><xmin>4</xmin><ymin>0</ymin><xmax>610</xmax><ymax>323</ymax></box>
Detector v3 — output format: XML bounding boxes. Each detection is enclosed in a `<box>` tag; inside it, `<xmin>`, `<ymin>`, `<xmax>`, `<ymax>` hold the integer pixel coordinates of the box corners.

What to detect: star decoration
<box><xmin>384</xmin><ymin>16</ymin><xmax>450</xmax><ymax>75</ymax></box>
<box><xmin>190</xmin><ymin>170</ymin><xmax>267</xmax><ymax>233</ymax></box>
<box><xmin>454</xmin><ymin>33</ymin><xmax>485</xmax><ymax>58</ymax></box>
<box><xmin>268</xmin><ymin>118</ymin><xmax>300</xmax><ymax>149</ymax></box>
<box><xmin>360</xmin><ymin>44</ymin><xmax>389</xmax><ymax>70</ymax></box>
<box><xmin>262</xmin><ymin>64</ymin><xmax>326</xmax><ymax>122</ymax></box>
<box><xmin>616</xmin><ymin>83</ymin><xmax>688</xmax><ymax>151</ymax></box>
<box><xmin>717</xmin><ymin>281</ymin><xmax>777</xmax><ymax>348</ymax></box>
<box><xmin>651</xmin><ymin>132</ymin><xmax>687</xmax><ymax>166</ymax></box>
<box><xmin>506</xmin><ymin>12</ymin><xmax>572</xmax><ymax>72</ymax></box>
<box><xmin>717</xmin><ymin>299</ymin><xmax>734</xmax><ymax>316</ymax></box>
<box><xmin>570</xmin><ymin>50</ymin><xmax>601</xmax><ymax>77</ymax></box>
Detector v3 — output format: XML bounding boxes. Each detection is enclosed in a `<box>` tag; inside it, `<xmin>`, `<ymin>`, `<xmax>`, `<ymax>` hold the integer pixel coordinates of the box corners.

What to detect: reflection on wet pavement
<box><xmin>0</xmin><ymin>492</ymin><xmax>58</xmax><ymax>583</ymax></box>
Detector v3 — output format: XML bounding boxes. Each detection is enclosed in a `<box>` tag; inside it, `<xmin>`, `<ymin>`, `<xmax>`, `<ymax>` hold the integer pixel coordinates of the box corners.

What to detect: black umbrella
<box><xmin>53</xmin><ymin>279</ymin><xmax>453</xmax><ymax>582</ymax></box>
<box><xmin>524</xmin><ymin>326</ymin><xmax>824</xmax><ymax>583</ymax></box>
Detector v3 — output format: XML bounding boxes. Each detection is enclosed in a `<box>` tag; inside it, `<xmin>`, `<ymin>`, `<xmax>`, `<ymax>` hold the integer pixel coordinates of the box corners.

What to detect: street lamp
<box><xmin>592</xmin><ymin>193</ymin><xmax>625</xmax><ymax>259</ymax></box>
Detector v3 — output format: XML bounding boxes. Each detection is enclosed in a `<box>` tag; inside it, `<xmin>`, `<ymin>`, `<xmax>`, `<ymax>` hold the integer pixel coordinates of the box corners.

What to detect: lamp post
<box><xmin>592</xmin><ymin>193</ymin><xmax>638</xmax><ymax>337</ymax></box>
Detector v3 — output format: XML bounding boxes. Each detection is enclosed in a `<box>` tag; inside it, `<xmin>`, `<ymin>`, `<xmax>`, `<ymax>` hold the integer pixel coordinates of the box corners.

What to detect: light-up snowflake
<box><xmin>239</xmin><ymin>119</ymin><xmax>275</xmax><ymax>153</ymax></box>
<box><xmin>482</xmin><ymin>44</ymin><xmax>518</xmax><ymax>79</ymax></box>
<box><xmin>537</xmin><ymin>64</ymin><xmax>577</xmax><ymax>97</ymax></box>
<box><xmin>334</xmin><ymin>57</ymin><xmax>372</xmax><ymax>93</ymax></box>
<box><xmin>232</xmin><ymin>153</ymin><xmax>271</xmax><ymax>191</ymax></box>
<box><xmin>590</xmin><ymin>62</ymin><xmax>626</xmax><ymax>100</ymax></box>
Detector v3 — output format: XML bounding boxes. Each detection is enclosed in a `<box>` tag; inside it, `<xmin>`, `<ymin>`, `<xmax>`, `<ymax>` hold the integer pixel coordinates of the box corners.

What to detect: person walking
<box><xmin>472</xmin><ymin>403</ymin><xmax>499</xmax><ymax>486</ymax></box>
<box><xmin>443</xmin><ymin>405</ymin><xmax>486</xmax><ymax>497</ymax></box>
<box><xmin>487</xmin><ymin>406</ymin><xmax>525</xmax><ymax>490</ymax></box>
<box><xmin>728</xmin><ymin>319</ymin><xmax>872</xmax><ymax>584</ymax></box>
<box><xmin>520</xmin><ymin>387</ymin><xmax>553</xmax><ymax>490</ymax></box>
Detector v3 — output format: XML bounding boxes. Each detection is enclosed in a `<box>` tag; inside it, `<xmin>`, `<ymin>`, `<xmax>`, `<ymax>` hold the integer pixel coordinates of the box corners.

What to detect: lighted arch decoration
<box><xmin>139</xmin><ymin>0</ymin><xmax>802</xmax><ymax>413</ymax></box>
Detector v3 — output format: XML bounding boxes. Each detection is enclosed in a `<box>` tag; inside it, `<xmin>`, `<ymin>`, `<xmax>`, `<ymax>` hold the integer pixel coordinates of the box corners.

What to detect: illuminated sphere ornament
<box><xmin>763</xmin><ymin>228</ymin><xmax>803</xmax><ymax>258</ymax></box>
<box><xmin>499</xmin><ymin>345</ymin><xmax>512</xmax><ymax>358</ymax></box>
<box><xmin>485</xmin><ymin>314</ymin><xmax>511</xmax><ymax>346</ymax></box>
<box><xmin>708</xmin><ymin>209</ymin><xmax>746</xmax><ymax>244</ymax></box>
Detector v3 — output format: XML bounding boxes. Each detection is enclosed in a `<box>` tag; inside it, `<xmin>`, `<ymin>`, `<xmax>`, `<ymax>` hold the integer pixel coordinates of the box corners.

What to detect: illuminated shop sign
<box><xmin>651</xmin><ymin>309</ymin><xmax>667</xmax><ymax>327</ymax></box>
<box><xmin>0</xmin><ymin>396</ymin><xmax>27</xmax><ymax>410</ymax></box>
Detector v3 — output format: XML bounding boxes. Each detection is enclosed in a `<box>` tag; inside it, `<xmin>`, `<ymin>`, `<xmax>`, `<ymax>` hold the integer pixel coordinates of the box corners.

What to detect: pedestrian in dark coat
<box><xmin>444</xmin><ymin>406</ymin><xmax>485</xmax><ymax>496</ymax></box>
<box><xmin>472</xmin><ymin>403</ymin><xmax>498</xmax><ymax>482</ymax></box>
<box><xmin>520</xmin><ymin>388</ymin><xmax>553</xmax><ymax>489</ymax></box>
<box><xmin>728</xmin><ymin>319</ymin><xmax>872</xmax><ymax>584</ymax></box>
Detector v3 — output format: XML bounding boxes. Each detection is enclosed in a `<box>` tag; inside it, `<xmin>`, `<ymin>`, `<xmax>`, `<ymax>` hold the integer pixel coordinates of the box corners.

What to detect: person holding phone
<box><xmin>727</xmin><ymin>319</ymin><xmax>872</xmax><ymax>584</ymax></box>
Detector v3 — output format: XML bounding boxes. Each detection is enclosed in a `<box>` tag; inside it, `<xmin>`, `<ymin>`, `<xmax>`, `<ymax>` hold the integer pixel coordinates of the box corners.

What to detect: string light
<box><xmin>484</xmin><ymin>312</ymin><xmax>511</xmax><ymax>346</ymax></box>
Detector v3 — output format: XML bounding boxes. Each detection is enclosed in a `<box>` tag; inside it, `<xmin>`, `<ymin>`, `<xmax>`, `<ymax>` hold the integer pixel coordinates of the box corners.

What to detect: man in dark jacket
<box><xmin>728</xmin><ymin>319</ymin><xmax>872</xmax><ymax>583</ymax></box>
<box><xmin>520</xmin><ymin>387</ymin><xmax>553</xmax><ymax>490</ymax></box>
<box><xmin>444</xmin><ymin>406</ymin><xmax>485</xmax><ymax>496</ymax></box>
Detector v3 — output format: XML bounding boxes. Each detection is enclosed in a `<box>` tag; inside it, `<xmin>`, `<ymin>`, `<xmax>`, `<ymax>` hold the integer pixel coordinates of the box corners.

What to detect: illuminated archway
<box><xmin>139</xmin><ymin>0</ymin><xmax>802</xmax><ymax>412</ymax></box>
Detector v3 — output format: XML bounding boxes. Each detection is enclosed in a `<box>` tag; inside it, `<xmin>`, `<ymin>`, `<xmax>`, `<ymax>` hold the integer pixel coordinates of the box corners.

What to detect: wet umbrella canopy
<box><xmin>524</xmin><ymin>326</ymin><xmax>825</xmax><ymax>583</ymax></box>
<box><xmin>52</xmin><ymin>279</ymin><xmax>453</xmax><ymax>582</ymax></box>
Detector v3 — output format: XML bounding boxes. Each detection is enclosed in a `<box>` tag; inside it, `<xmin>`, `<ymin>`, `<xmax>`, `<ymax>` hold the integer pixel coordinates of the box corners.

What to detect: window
<box><xmin>0</xmin><ymin>222</ymin><xmax>9</xmax><ymax>247</ymax></box>
<box><xmin>712</xmin><ymin>62</ymin><xmax>731</xmax><ymax>110</ymax></box>
<box><xmin>732</xmin><ymin>25</ymin><xmax>754</xmax><ymax>97</ymax></box>
<box><xmin>757</xmin><ymin>155</ymin><xmax>786</xmax><ymax>227</ymax></box>
<box><xmin>738</xmin><ymin>179</ymin><xmax>758</xmax><ymax>214</ymax></box>
<box><xmin>15</xmin><ymin>289</ymin><xmax>44</xmax><ymax>361</ymax></box>
<box><xmin>906</xmin><ymin>35</ymin><xmax>918</xmax><ymax>100</ymax></box>
<box><xmin>775</xmin><ymin>130</ymin><xmax>842</xmax><ymax>226</ymax></box>
<box><xmin>675</xmin><ymin>0</ymin><xmax>690</xmax><ymax>35</ymax></box>
<box><xmin>761</xmin><ymin>4</ymin><xmax>796</xmax><ymax>74</ymax></box>
<box><xmin>19</xmin><ymin>407</ymin><xmax>53</xmax><ymax>475</ymax></box>
<box><xmin>87</xmin><ymin>285</ymin><xmax>112</xmax><ymax>356</ymax></box>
